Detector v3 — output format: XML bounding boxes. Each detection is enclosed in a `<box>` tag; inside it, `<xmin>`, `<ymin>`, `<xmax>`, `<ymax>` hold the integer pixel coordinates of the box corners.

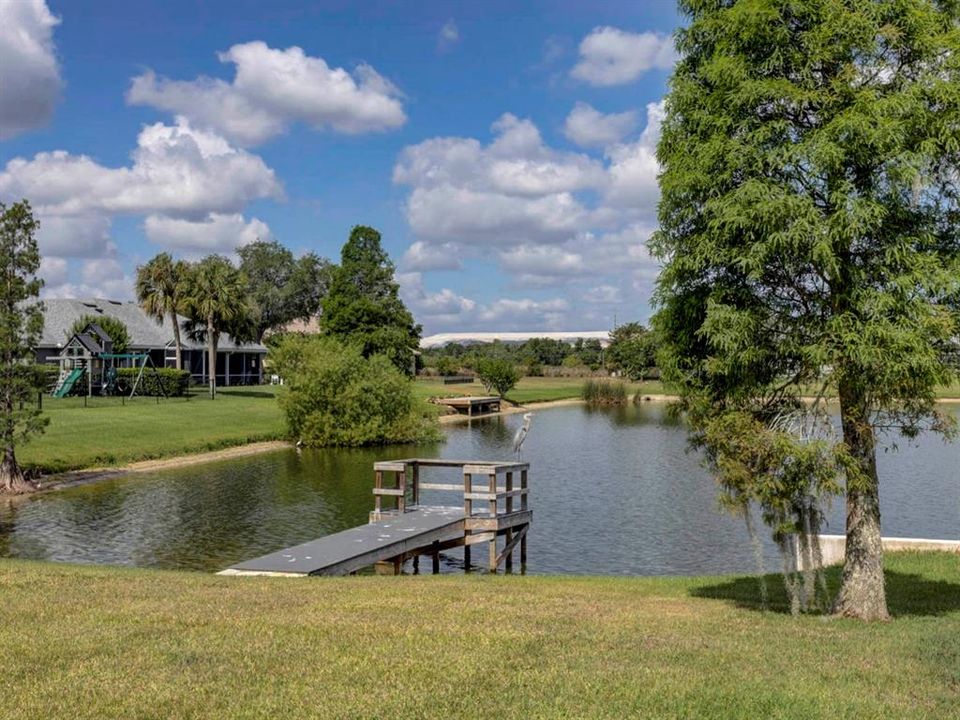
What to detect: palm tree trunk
<box><xmin>832</xmin><ymin>377</ymin><xmax>889</xmax><ymax>621</ymax></box>
<box><xmin>207</xmin><ymin>315</ymin><xmax>217</xmax><ymax>400</ymax></box>
<box><xmin>170</xmin><ymin>309</ymin><xmax>182</xmax><ymax>371</ymax></box>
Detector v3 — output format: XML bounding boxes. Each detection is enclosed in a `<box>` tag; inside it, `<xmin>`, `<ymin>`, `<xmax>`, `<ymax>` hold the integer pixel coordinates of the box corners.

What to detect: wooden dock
<box><xmin>220</xmin><ymin>459</ymin><xmax>531</xmax><ymax>576</ymax></box>
<box><xmin>434</xmin><ymin>396</ymin><xmax>501</xmax><ymax>416</ymax></box>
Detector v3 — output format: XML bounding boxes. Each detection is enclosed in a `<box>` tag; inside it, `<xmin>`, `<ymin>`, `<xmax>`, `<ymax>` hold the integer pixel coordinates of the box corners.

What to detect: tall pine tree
<box><xmin>0</xmin><ymin>200</ymin><xmax>48</xmax><ymax>494</ymax></box>
<box><xmin>321</xmin><ymin>226</ymin><xmax>421</xmax><ymax>374</ymax></box>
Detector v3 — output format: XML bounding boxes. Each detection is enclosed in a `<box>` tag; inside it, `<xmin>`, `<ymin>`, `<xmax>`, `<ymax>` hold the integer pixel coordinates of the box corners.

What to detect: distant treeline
<box><xmin>421</xmin><ymin>323</ymin><xmax>659</xmax><ymax>380</ymax></box>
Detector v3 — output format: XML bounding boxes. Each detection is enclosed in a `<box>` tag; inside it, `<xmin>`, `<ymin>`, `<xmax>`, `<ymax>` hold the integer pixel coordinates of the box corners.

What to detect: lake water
<box><xmin>0</xmin><ymin>403</ymin><xmax>957</xmax><ymax>575</ymax></box>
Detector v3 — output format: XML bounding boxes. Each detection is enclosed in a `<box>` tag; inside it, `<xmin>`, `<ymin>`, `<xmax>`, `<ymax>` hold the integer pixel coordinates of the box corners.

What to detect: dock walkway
<box><xmin>434</xmin><ymin>396</ymin><xmax>501</xmax><ymax>416</ymax></box>
<box><xmin>221</xmin><ymin>459</ymin><xmax>531</xmax><ymax>577</ymax></box>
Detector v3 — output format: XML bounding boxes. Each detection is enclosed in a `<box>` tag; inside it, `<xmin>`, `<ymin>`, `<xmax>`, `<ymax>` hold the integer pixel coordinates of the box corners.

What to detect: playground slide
<box><xmin>53</xmin><ymin>367</ymin><xmax>85</xmax><ymax>398</ymax></box>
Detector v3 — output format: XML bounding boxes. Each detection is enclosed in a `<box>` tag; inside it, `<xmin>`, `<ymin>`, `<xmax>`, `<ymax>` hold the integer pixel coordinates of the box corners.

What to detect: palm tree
<box><xmin>136</xmin><ymin>253</ymin><xmax>188</xmax><ymax>370</ymax></box>
<box><xmin>180</xmin><ymin>255</ymin><xmax>252</xmax><ymax>399</ymax></box>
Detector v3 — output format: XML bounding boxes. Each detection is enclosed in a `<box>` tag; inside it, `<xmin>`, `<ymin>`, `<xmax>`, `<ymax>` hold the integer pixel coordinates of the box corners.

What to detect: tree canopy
<box><xmin>238</xmin><ymin>240</ymin><xmax>332</xmax><ymax>342</ymax></box>
<box><xmin>0</xmin><ymin>200</ymin><xmax>47</xmax><ymax>494</ymax></box>
<box><xmin>70</xmin><ymin>314</ymin><xmax>130</xmax><ymax>355</ymax></box>
<box><xmin>321</xmin><ymin>226</ymin><xmax>421</xmax><ymax>373</ymax></box>
<box><xmin>607</xmin><ymin>323</ymin><xmax>658</xmax><ymax>380</ymax></box>
<box><xmin>653</xmin><ymin>0</ymin><xmax>960</xmax><ymax>620</ymax></box>
<box><xmin>271</xmin><ymin>334</ymin><xmax>440</xmax><ymax>447</ymax></box>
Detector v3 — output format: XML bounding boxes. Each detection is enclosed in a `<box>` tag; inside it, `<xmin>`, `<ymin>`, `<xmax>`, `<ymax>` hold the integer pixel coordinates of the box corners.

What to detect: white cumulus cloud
<box><xmin>394</xmin><ymin>104</ymin><xmax>667</xmax><ymax>331</ymax></box>
<box><xmin>571</xmin><ymin>27</ymin><xmax>675</xmax><ymax>86</ymax></box>
<box><xmin>2</xmin><ymin>118</ymin><xmax>282</xmax><ymax>298</ymax></box>
<box><xmin>563</xmin><ymin>102</ymin><xmax>637</xmax><ymax>148</ymax></box>
<box><xmin>144</xmin><ymin>213</ymin><xmax>272</xmax><ymax>254</ymax></box>
<box><xmin>0</xmin><ymin>118</ymin><xmax>282</xmax><ymax>217</ymax></box>
<box><xmin>394</xmin><ymin>113</ymin><xmax>606</xmax><ymax>246</ymax></box>
<box><xmin>0</xmin><ymin>0</ymin><xmax>61</xmax><ymax>139</ymax></box>
<box><xmin>127</xmin><ymin>41</ymin><xmax>407</xmax><ymax>146</ymax></box>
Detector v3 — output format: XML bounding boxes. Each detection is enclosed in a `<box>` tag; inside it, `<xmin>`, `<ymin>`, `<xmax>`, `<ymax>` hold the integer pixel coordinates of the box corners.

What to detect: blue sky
<box><xmin>0</xmin><ymin>0</ymin><xmax>681</xmax><ymax>334</ymax></box>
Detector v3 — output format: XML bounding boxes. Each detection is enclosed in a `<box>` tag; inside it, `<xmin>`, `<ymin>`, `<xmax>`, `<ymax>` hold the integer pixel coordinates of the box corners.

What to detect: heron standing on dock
<box><xmin>512</xmin><ymin>413</ymin><xmax>533</xmax><ymax>459</ymax></box>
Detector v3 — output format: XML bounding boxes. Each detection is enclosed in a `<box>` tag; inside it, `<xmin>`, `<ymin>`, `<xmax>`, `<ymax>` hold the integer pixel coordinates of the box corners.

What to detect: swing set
<box><xmin>51</xmin><ymin>323</ymin><xmax>168</xmax><ymax>399</ymax></box>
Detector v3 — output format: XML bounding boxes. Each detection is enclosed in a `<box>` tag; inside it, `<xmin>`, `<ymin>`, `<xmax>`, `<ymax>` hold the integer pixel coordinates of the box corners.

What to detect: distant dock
<box><xmin>434</xmin><ymin>396</ymin><xmax>502</xmax><ymax>417</ymax></box>
<box><xmin>220</xmin><ymin>458</ymin><xmax>531</xmax><ymax>576</ymax></box>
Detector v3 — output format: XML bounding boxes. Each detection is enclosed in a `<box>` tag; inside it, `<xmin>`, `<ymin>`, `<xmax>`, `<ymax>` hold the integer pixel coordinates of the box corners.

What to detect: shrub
<box><xmin>582</xmin><ymin>379</ymin><xmax>628</xmax><ymax>406</ymax></box>
<box><xmin>271</xmin><ymin>335</ymin><xmax>441</xmax><ymax>447</ymax></box>
<box><xmin>436</xmin><ymin>356</ymin><xmax>460</xmax><ymax>376</ymax></box>
<box><xmin>476</xmin><ymin>358</ymin><xmax>520</xmax><ymax>398</ymax></box>
<box><xmin>525</xmin><ymin>360</ymin><xmax>544</xmax><ymax>377</ymax></box>
<box><xmin>116</xmin><ymin>367</ymin><xmax>190</xmax><ymax>397</ymax></box>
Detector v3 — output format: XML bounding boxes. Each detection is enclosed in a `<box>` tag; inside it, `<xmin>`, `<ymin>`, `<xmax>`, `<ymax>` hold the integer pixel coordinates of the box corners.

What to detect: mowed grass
<box><xmin>19</xmin><ymin>386</ymin><xmax>287</xmax><ymax>475</ymax></box>
<box><xmin>0</xmin><ymin>552</ymin><xmax>957</xmax><ymax>719</ymax></box>
<box><xmin>415</xmin><ymin>375</ymin><xmax>667</xmax><ymax>404</ymax></box>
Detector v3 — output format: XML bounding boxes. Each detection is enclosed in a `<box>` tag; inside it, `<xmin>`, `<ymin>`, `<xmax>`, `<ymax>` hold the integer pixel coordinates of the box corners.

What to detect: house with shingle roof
<box><xmin>38</xmin><ymin>298</ymin><xmax>266</xmax><ymax>385</ymax></box>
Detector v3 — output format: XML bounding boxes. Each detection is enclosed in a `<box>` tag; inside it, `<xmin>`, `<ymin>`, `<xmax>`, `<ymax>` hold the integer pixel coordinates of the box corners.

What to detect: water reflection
<box><xmin>0</xmin><ymin>404</ymin><xmax>956</xmax><ymax>575</ymax></box>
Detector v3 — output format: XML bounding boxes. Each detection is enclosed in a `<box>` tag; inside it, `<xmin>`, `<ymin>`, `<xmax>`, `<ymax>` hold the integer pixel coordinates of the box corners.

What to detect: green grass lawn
<box><xmin>0</xmin><ymin>552</ymin><xmax>956</xmax><ymax>719</ymax></box>
<box><xmin>19</xmin><ymin>385</ymin><xmax>287</xmax><ymax>475</ymax></box>
<box><xmin>415</xmin><ymin>375</ymin><xmax>667</xmax><ymax>404</ymax></box>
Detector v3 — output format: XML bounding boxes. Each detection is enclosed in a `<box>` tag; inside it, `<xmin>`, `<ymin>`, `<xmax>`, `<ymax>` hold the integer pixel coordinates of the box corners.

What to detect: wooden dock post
<box><xmin>373</xmin><ymin>470</ymin><xmax>383</xmax><ymax>517</ymax></box>
<box><xmin>505</xmin><ymin>471</ymin><xmax>514</xmax><ymax>571</ymax></box>
<box><xmin>463</xmin><ymin>471</ymin><xmax>472</xmax><ymax>571</ymax></box>
<box><xmin>520</xmin><ymin>468</ymin><xmax>528</xmax><ymax>567</ymax></box>
<box><xmin>488</xmin><ymin>471</ymin><xmax>498</xmax><ymax>572</ymax></box>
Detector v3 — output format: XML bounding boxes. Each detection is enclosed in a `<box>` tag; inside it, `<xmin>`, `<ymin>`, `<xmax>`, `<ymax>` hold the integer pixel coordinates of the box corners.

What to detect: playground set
<box><xmin>51</xmin><ymin>322</ymin><xmax>167</xmax><ymax>399</ymax></box>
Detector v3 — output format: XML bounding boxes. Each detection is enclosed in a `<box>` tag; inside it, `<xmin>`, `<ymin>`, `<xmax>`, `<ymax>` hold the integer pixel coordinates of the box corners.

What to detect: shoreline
<box><xmin>29</xmin><ymin>391</ymin><xmax>960</xmax><ymax>491</ymax></box>
<box><xmin>37</xmin><ymin>440</ymin><xmax>292</xmax><ymax>494</ymax></box>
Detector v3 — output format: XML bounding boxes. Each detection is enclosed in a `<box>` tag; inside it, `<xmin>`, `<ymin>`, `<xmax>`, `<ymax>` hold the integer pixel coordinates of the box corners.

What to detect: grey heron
<box><xmin>512</xmin><ymin>412</ymin><xmax>533</xmax><ymax>458</ymax></box>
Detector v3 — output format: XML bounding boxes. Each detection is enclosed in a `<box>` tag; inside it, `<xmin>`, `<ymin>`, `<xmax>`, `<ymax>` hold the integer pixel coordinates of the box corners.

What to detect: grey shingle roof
<box><xmin>39</xmin><ymin>298</ymin><xmax>266</xmax><ymax>353</ymax></box>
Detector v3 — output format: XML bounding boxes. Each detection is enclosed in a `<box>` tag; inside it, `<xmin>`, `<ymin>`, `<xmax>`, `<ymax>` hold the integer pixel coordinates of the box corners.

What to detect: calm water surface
<box><xmin>0</xmin><ymin>404</ymin><xmax>957</xmax><ymax>575</ymax></box>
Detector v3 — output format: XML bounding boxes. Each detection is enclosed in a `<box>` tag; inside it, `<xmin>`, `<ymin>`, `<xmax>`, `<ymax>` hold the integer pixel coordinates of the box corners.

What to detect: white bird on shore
<box><xmin>512</xmin><ymin>413</ymin><xmax>533</xmax><ymax>459</ymax></box>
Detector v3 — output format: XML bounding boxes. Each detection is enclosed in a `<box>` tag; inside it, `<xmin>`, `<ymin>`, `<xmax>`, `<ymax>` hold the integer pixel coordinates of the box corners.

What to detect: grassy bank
<box><xmin>416</xmin><ymin>375</ymin><xmax>667</xmax><ymax>404</ymax></box>
<box><xmin>18</xmin><ymin>376</ymin><xmax>960</xmax><ymax>475</ymax></box>
<box><xmin>19</xmin><ymin>386</ymin><xmax>286</xmax><ymax>475</ymax></box>
<box><xmin>0</xmin><ymin>552</ymin><xmax>957</xmax><ymax>719</ymax></box>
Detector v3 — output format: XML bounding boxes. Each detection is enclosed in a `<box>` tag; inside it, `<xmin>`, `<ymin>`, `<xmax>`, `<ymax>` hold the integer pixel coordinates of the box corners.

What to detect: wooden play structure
<box><xmin>221</xmin><ymin>459</ymin><xmax>531</xmax><ymax>576</ymax></box>
<box><xmin>51</xmin><ymin>322</ymin><xmax>167</xmax><ymax>399</ymax></box>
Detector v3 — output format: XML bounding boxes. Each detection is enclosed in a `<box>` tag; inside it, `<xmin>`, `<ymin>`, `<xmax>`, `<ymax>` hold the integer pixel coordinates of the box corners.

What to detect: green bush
<box><xmin>33</xmin><ymin>364</ymin><xmax>59</xmax><ymax>386</ymax></box>
<box><xmin>476</xmin><ymin>358</ymin><xmax>520</xmax><ymax>398</ymax></box>
<box><xmin>116</xmin><ymin>368</ymin><xmax>190</xmax><ymax>397</ymax></box>
<box><xmin>525</xmin><ymin>360</ymin><xmax>544</xmax><ymax>377</ymax></box>
<box><xmin>436</xmin><ymin>356</ymin><xmax>460</xmax><ymax>376</ymax></box>
<box><xmin>582</xmin><ymin>379</ymin><xmax>628</xmax><ymax>406</ymax></box>
<box><xmin>271</xmin><ymin>335</ymin><xmax>441</xmax><ymax>447</ymax></box>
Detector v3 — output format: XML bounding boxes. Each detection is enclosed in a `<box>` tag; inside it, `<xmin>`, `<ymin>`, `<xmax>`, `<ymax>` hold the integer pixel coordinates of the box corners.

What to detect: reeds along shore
<box><xmin>582</xmin><ymin>379</ymin><xmax>628</xmax><ymax>406</ymax></box>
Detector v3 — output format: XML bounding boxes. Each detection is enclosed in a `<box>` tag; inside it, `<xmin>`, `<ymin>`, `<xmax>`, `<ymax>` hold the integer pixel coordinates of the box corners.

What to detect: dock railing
<box><xmin>372</xmin><ymin>459</ymin><xmax>531</xmax><ymax>571</ymax></box>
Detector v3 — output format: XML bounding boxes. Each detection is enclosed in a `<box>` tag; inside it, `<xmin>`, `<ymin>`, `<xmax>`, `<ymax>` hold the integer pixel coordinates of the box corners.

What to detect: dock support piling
<box><xmin>488</xmin><ymin>472</ymin><xmax>498</xmax><ymax>572</ymax></box>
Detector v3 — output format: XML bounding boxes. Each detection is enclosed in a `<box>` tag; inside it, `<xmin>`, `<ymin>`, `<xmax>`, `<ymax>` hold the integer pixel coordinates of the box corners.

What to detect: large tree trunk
<box><xmin>170</xmin><ymin>309</ymin><xmax>182</xmax><ymax>371</ymax></box>
<box><xmin>207</xmin><ymin>316</ymin><xmax>217</xmax><ymax>400</ymax></box>
<box><xmin>832</xmin><ymin>377</ymin><xmax>889</xmax><ymax>621</ymax></box>
<box><xmin>0</xmin><ymin>446</ymin><xmax>34</xmax><ymax>494</ymax></box>
<box><xmin>1</xmin><ymin>353</ymin><xmax>35</xmax><ymax>494</ymax></box>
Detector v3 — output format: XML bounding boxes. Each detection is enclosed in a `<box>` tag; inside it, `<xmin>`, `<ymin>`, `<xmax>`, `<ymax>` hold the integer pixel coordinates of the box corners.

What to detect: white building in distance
<box><xmin>420</xmin><ymin>331</ymin><xmax>611</xmax><ymax>349</ymax></box>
